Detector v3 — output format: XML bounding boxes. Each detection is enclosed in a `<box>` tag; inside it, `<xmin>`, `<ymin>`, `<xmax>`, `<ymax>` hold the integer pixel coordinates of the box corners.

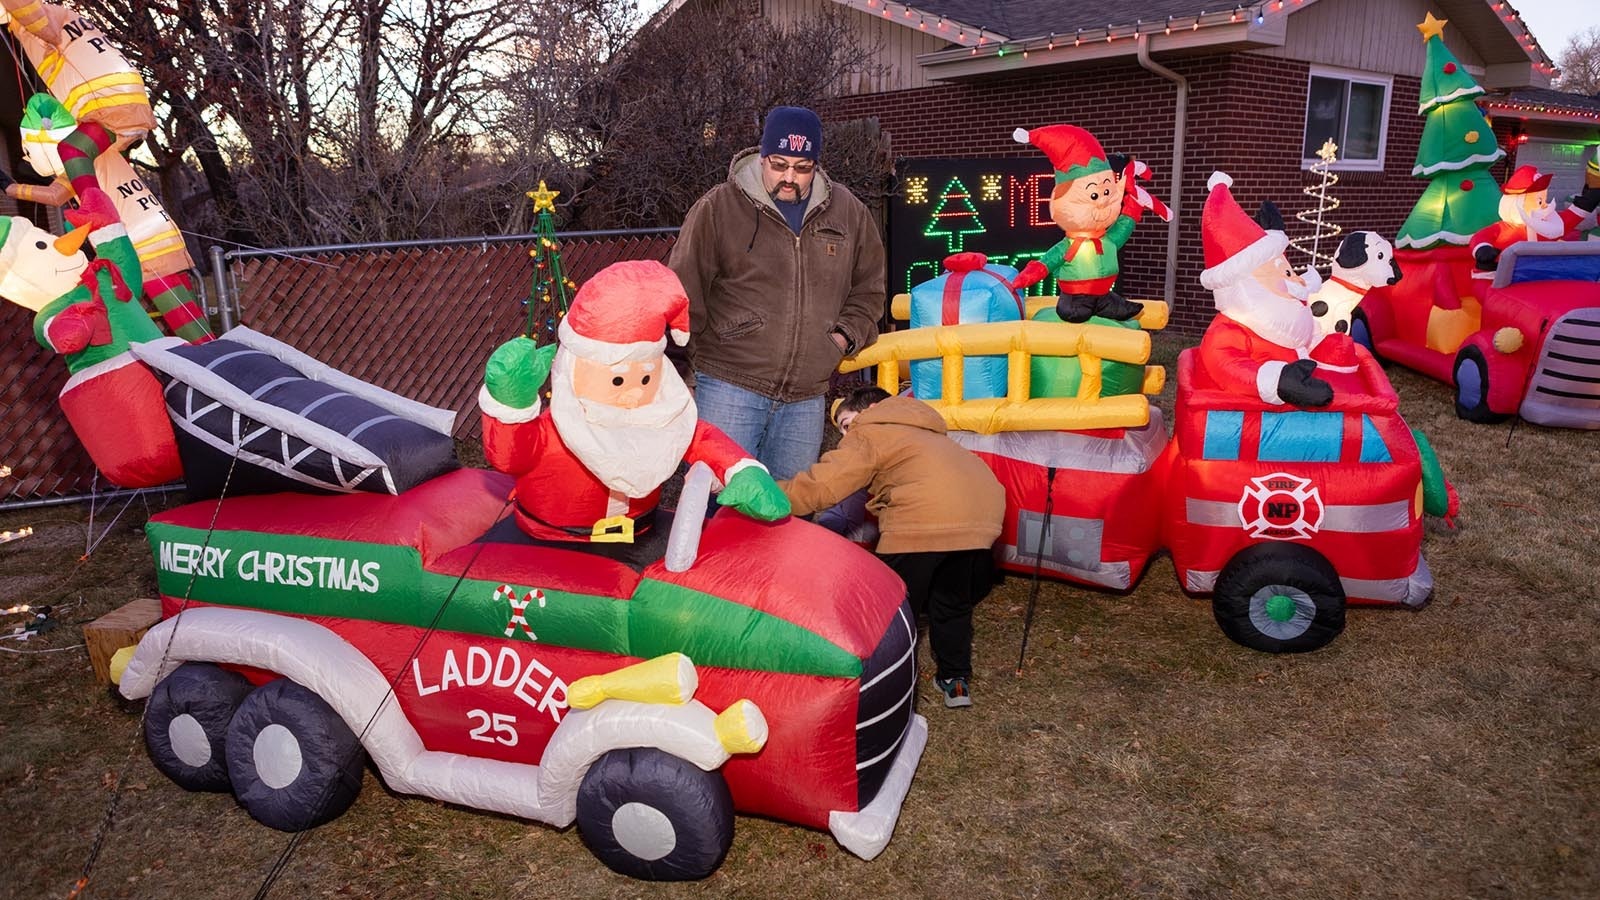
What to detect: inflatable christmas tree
<box><xmin>1395</xmin><ymin>13</ymin><xmax>1504</xmax><ymax>249</ymax></box>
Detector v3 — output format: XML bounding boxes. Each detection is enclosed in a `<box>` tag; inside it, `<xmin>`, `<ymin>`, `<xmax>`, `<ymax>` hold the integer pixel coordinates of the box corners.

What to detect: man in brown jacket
<box><xmin>781</xmin><ymin>387</ymin><xmax>1006</xmax><ymax>707</ymax></box>
<box><xmin>669</xmin><ymin>106</ymin><xmax>886</xmax><ymax>481</ymax></box>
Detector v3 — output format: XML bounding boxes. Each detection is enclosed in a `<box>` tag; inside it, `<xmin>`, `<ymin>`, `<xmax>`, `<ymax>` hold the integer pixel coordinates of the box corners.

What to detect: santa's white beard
<box><xmin>1290</xmin><ymin>266</ymin><xmax>1320</xmax><ymax>300</ymax></box>
<box><xmin>549</xmin><ymin>352</ymin><xmax>697</xmax><ymax>497</ymax></box>
<box><xmin>1213</xmin><ymin>278</ymin><xmax>1317</xmax><ymax>350</ymax></box>
<box><xmin>1518</xmin><ymin>204</ymin><xmax>1566</xmax><ymax>240</ymax></box>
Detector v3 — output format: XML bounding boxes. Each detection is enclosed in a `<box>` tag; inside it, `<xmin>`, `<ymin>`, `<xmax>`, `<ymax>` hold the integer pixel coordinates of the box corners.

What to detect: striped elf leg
<box><xmin>145</xmin><ymin>272</ymin><xmax>214</xmax><ymax>343</ymax></box>
<box><xmin>58</xmin><ymin>121</ymin><xmax>114</xmax><ymax>198</ymax></box>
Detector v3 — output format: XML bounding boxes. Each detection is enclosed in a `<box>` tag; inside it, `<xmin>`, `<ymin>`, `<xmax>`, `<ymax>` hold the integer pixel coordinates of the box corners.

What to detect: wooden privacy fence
<box><xmin>1</xmin><ymin>232</ymin><xmax>677</xmax><ymax>503</ymax></box>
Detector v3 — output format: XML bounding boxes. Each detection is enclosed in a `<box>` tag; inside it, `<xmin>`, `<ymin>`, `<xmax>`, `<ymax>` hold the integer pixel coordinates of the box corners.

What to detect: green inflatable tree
<box><xmin>1395</xmin><ymin>13</ymin><xmax>1505</xmax><ymax>249</ymax></box>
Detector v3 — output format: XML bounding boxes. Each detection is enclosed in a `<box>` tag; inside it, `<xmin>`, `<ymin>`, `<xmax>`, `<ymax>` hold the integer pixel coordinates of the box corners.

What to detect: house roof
<box><xmin>826</xmin><ymin>0</ymin><xmax>1558</xmax><ymax>85</ymax></box>
<box><xmin>888</xmin><ymin>0</ymin><xmax>1244</xmax><ymax>39</ymax></box>
<box><xmin>1482</xmin><ymin>88</ymin><xmax>1600</xmax><ymax>127</ymax></box>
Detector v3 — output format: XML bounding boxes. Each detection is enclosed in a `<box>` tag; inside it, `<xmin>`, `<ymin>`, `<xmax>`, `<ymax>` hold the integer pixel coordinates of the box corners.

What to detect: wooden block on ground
<box><xmin>83</xmin><ymin>598</ymin><xmax>161</xmax><ymax>685</ymax></box>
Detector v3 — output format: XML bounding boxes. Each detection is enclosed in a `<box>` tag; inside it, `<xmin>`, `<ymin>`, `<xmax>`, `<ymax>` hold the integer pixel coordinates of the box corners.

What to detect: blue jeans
<box><xmin>693</xmin><ymin>374</ymin><xmax>825</xmax><ymax>481</ymax></box>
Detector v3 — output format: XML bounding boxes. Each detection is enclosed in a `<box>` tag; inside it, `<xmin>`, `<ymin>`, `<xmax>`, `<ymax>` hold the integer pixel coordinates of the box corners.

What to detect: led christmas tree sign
<box><xmin>890</xmin><ymin>158</ymin><xmax>1064</xmax><ymax>295</ymax></box>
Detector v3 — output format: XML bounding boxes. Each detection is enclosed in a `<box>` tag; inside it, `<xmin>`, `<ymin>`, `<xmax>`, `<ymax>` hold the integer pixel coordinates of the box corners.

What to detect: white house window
<box><xmin>1303</xmin><ymin>68</ymin><xmax>1391</xmax><ymax>171</ymax></box>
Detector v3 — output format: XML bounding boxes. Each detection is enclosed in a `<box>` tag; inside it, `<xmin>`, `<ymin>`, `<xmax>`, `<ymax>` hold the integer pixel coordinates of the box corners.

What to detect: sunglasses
<box><xmin>766</xmin><ymin>158</ymin><xmax>816</xmax><ymax>175</ymax></box>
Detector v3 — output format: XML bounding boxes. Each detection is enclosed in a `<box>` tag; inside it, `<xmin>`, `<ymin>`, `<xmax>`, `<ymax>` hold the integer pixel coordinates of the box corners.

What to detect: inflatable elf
<box><xmin>10</xmin><ymin>94</ymin><xmax>212</xmax><ymax>343</ymax></box>
<box><xmin>0</xmin><ymin>187</ymin><xmax>181</xmax><ymax>487</ymax></box>
<box><xmin>1010</xmin><ymin>124</ymin><xmax>1166</xmax><ymax>323</ymax></box>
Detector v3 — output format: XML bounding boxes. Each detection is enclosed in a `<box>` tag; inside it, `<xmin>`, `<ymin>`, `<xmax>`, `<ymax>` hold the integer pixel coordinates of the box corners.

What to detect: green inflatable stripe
<box><xmin>147</xmin><ymin>522</ymin><xmax>862</xmax><ymax>678</ymax></box>
<box><xmin>420</xmin><ymin>573</ymin><xmax>630</xmax><ymax>654</ymax></box>
<box><xmin>1411</xmin><ymin>427</ymin><xmax>1451</xmax><ymax>516</ymax></box>
<box><xmin>148</xmin><ymin>523</ymin><xmax>631</xmax><ymax>649</ymax></box>
<box><xmin>627</xmin><ymin>579</ymin><xmax>862</xmax><ymax>679</ymax></box>
<box><xmin>149</xmin><ymin>522</ymin><xmax>425</xmax><ymax>622</ymax></box>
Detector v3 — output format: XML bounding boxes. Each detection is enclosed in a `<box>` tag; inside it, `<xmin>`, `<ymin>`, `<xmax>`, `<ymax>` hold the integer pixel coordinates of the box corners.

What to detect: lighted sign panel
<box><xmin>889</xmin><ymin>158</ymin><xmax>1064</xmax><ymax>297</ymax></box>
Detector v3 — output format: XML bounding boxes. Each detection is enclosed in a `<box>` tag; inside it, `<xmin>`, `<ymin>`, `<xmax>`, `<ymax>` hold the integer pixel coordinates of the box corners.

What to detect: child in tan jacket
<box><xmin>780</xmin><ymin>387</ymin><xmax>1005</xmax><ymax>707</ymax></box>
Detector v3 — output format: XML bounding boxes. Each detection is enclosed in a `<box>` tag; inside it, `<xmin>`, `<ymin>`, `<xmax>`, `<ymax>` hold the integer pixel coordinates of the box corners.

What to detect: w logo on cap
<box><xmin>785</xmin><ymin>133</ymin><xmax>810</xmax><ymax>152</ymax></box>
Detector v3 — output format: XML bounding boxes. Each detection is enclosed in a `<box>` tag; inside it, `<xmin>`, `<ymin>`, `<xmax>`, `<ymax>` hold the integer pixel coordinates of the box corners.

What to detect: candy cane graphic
<box><xmin>498</xmin><ymin>584</ymin><xmax>546</xmax><ymax>640</ymax></box>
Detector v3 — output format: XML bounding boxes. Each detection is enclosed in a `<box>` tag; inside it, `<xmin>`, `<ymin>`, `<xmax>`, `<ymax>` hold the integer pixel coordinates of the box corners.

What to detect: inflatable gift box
<box><xmin>908</xmin><ymin>252</ymin><xmax>1023</xmax><ymax>401</ymax></box>
<box><xmin>131</xmin><ymin>327</ymin><xmax>459</xmax><ymax>498</ymax></box>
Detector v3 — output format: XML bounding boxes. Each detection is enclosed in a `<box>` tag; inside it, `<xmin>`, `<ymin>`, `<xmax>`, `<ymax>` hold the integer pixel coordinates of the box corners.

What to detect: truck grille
<box><xmin>854</xmin><ymin>598</ymin><xmax>916</xmax><ymax>808</ymax></box>
<box><xmin>1521</xmin><ymin>308</ymin><xmax>1600</xmax><ymax>429</ymax></box>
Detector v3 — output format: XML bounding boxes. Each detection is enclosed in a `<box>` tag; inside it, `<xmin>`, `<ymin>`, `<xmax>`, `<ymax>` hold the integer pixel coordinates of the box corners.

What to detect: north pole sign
<box><xmin>1238</xmin><ymin>473</ymin><xmax>1324</xmax><ymax>540</ymax></box>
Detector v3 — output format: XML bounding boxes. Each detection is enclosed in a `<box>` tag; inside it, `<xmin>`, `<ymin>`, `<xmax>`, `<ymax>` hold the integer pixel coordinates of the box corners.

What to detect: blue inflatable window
<box><xmin>1258</xmin><ymin>411</ymin><xmax>1342</xmax><ymax>462</ymax></box>
<box><xmin>1359</xmin><ymin>415</ymin><xmax>1391</xmax><ymax>463</ymax></box>
<box><xmin>1509</xmin><ymin>254</ymin><xmax>1600</xmax><ymax>285</ymax></box>
<box><xmin>1201</xmin><ymin>411</ymin><xmax>1243</xmax><ymax>461</ymax></box>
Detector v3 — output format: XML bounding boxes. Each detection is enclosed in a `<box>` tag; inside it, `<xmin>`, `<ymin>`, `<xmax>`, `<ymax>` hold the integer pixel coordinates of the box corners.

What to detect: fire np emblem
<box><xmin>1238</xmin><ymin>472</ymin><xmax>1324</xmax><ymax>540</ymax></box>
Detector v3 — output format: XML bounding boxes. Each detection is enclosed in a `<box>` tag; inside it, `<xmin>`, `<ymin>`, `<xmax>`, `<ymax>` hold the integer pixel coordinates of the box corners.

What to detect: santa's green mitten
<box><xmin>718</xmin><ymin>466</ymin><xmax>791</xmax><ymax>521</ymax></box>
<box><xmin>484</xmin><ymin>337</ymin><xmax>557</xmax><ymax>410</ymax></box>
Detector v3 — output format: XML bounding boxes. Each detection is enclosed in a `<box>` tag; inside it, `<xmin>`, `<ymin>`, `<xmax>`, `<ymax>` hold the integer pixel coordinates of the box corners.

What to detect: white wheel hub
<box><xmin>254</xmin><ymin>723</ymin><xmax>304</xmax><ymax>789</ymax></box>
<box><xmin>168</xmin><ymin>714</ymin><xmax>212</xmax><ymax>768</ymax></box>
<box><xmin>611</xmin><ymin>802</ymin><xmax>676</xmax><ymax>861</ymax></box>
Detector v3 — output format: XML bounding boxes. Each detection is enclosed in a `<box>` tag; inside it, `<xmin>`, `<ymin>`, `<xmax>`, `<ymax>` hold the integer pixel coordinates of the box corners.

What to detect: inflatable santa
<box><xmin>479</xmin><ymin>260</ymin><xmax>790</xmax><ymax>543</ymax></box>
<box><xmin>1470</xmin><ymin>164</ymin><xmax>1600</xmax><ymax>272</ymax></box>
<box><xmin>1193</xmin><ymin>172</ymin><xmax>1339</xmax><ymax>408</ymax></box>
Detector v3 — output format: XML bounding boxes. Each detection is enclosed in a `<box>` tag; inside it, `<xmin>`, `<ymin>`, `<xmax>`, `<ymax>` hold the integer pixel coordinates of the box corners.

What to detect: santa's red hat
<box><xmin>1013</xmin><ymin>124</ymin><xmax>1110</xmax><ymax>184</ymax></box>
<box><xmin>559</xmin><ymin>260</ymin><xmax>690</xmax><ymax>364</ymax></box>
<box><xmin>1502</xmin><ymin>164</ymin><xmax>1553</xmax><ymax>196</ymax></box>
<box><xmin>1199</xmin><ymin>172</ymin><xmax>1289</xmax><ymax>291</ymax></box>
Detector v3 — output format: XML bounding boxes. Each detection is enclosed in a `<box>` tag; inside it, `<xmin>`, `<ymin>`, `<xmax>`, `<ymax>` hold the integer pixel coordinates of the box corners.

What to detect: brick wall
<box><xmin>825</xmin><ymin>51</ymin><xmax>1438</xmax><ymax>335</ymax></box>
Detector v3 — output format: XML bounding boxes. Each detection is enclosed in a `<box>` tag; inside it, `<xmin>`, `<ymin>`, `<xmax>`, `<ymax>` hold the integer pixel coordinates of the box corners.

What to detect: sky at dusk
<box><xmin>1513</xmin><ymin>0</ymin><xmax>1598</xmax><ymax>65</ymax></box>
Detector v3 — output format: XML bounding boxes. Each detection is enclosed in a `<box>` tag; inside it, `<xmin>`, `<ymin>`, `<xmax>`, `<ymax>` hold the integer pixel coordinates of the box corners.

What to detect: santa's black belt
<box><xmin>516</xmin><ymin>501</ymin><xmax>654</xmax><ymax>543</ymax></box>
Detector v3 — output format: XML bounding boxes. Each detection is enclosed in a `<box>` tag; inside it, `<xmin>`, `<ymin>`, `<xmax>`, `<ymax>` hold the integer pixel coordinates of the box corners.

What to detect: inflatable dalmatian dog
<box><xmin>1309</xmin><ymin>231</ymin><xmax>1402</xmax><ymax>345</ymax></box>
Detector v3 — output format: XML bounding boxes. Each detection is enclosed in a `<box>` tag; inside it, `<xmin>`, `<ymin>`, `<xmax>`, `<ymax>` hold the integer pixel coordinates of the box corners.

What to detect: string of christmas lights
<box><xmin>0</xmin><ymin>464</ymin><xmax>30</xmax><ymax>544</ymax></box>
<box><xmin>902</xmin><ymin>0</ymin><xmax>1554</xmax><ymax>72</ymax></box>
<box><xmin>523</xmin><ymin>180</ymin><xmax>577</xmax><ymax>344</ymax></box>
<box><xmin>1290</xmin><ymin>139</ymin><xmax>1343</xmax><ymax>268</ymax></box>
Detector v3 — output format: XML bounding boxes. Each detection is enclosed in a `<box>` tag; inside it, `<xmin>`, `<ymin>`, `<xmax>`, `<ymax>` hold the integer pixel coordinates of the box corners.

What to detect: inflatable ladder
<box><xmin>843</xmin><ymin>295</ymin><xmax>1169</xmax><ymax>433</ymax></box>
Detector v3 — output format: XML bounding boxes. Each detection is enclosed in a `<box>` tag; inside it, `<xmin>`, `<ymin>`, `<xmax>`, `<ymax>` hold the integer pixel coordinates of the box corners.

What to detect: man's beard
<box><xmin>1518</xmin><ymin>204</ymin><xmax>1566</xmax><ymax>239</ymax></box>
<box><xmin>549</xmin><ymin>352</ymin><xmax>697</xmax><ymax>497</ymax></box>
<box><xmin>1213</xmin><ymin>278</ymin><xmax>1317</xmax><ymax>350</ymax></box>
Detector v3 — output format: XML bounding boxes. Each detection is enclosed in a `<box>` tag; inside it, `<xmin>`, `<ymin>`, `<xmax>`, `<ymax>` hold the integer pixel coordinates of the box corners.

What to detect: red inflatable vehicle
<box><xmin>852</xmin><ymin>296</ymin><xmax>1449</xmax><ymax>654</ymax></box>
<box><xmin>1355</xmin><ymin>242</ymin><xmax>1600</xmax><ymax>428</ymax></box>
<box><xmin>116</xmin><ymin>467</ymin><xmax>923</xmax><ymax>881</ymax></box>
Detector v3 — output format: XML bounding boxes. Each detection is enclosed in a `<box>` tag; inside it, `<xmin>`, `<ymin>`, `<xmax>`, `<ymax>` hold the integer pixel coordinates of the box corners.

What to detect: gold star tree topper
<box><xmin>527</xmin><ymin>181</ymin><xmax>560</xmax><ymax>213</ymax></box>
<box><xmin>1416</xmin><ymin>12</ymin><xmax>1447</xmax><ymax>42</ymax></box>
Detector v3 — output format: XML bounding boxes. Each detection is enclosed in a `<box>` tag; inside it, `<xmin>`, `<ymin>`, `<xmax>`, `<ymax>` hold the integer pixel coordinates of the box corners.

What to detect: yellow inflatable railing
<box><xmin>840</xmin><ymin>296</ymin><xmax>1169</xmax><ymax>434</ymax></box>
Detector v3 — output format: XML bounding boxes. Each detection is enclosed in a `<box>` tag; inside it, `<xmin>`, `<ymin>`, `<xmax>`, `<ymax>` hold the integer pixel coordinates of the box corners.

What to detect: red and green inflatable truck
<box><xmin>116</xmin><ymin>466</ymin><xmax>923</xmax><ymax>881</ymax></box>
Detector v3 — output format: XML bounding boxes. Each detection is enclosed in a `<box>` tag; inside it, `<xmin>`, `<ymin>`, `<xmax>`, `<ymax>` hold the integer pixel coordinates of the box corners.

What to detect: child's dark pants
<box><xmin>877</xmin><ymin>548</ymin><xmax>996</xmax><ymax>681</ymax></box>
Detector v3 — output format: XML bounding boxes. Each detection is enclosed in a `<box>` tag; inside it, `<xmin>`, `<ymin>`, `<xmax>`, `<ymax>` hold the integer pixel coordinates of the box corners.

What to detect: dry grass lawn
<box><xmin>1</xmin><ymin>333</ymin><xmax>1597</xmax><ymax>899</ymax></box>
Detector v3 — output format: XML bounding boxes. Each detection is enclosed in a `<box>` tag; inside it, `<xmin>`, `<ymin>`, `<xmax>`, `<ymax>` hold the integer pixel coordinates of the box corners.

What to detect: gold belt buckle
<box><xmin>591</xmin><ymin>514</ymin><xmax>634</xmax><ymax>543</ymax></box>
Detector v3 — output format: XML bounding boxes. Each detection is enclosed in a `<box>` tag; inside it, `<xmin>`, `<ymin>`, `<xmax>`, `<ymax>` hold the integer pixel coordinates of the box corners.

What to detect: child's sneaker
<box><xmin>935</xmin><ymin>676</ymin><xmax>972</xmax><ymax>708</ymax></box>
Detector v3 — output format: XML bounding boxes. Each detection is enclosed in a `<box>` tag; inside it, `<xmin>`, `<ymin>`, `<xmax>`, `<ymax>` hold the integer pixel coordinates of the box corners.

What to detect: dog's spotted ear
<box><xmin>1335</xmin><ymin>232</ymin><xmax>1369</xmax><ymax>270</ymax></box>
